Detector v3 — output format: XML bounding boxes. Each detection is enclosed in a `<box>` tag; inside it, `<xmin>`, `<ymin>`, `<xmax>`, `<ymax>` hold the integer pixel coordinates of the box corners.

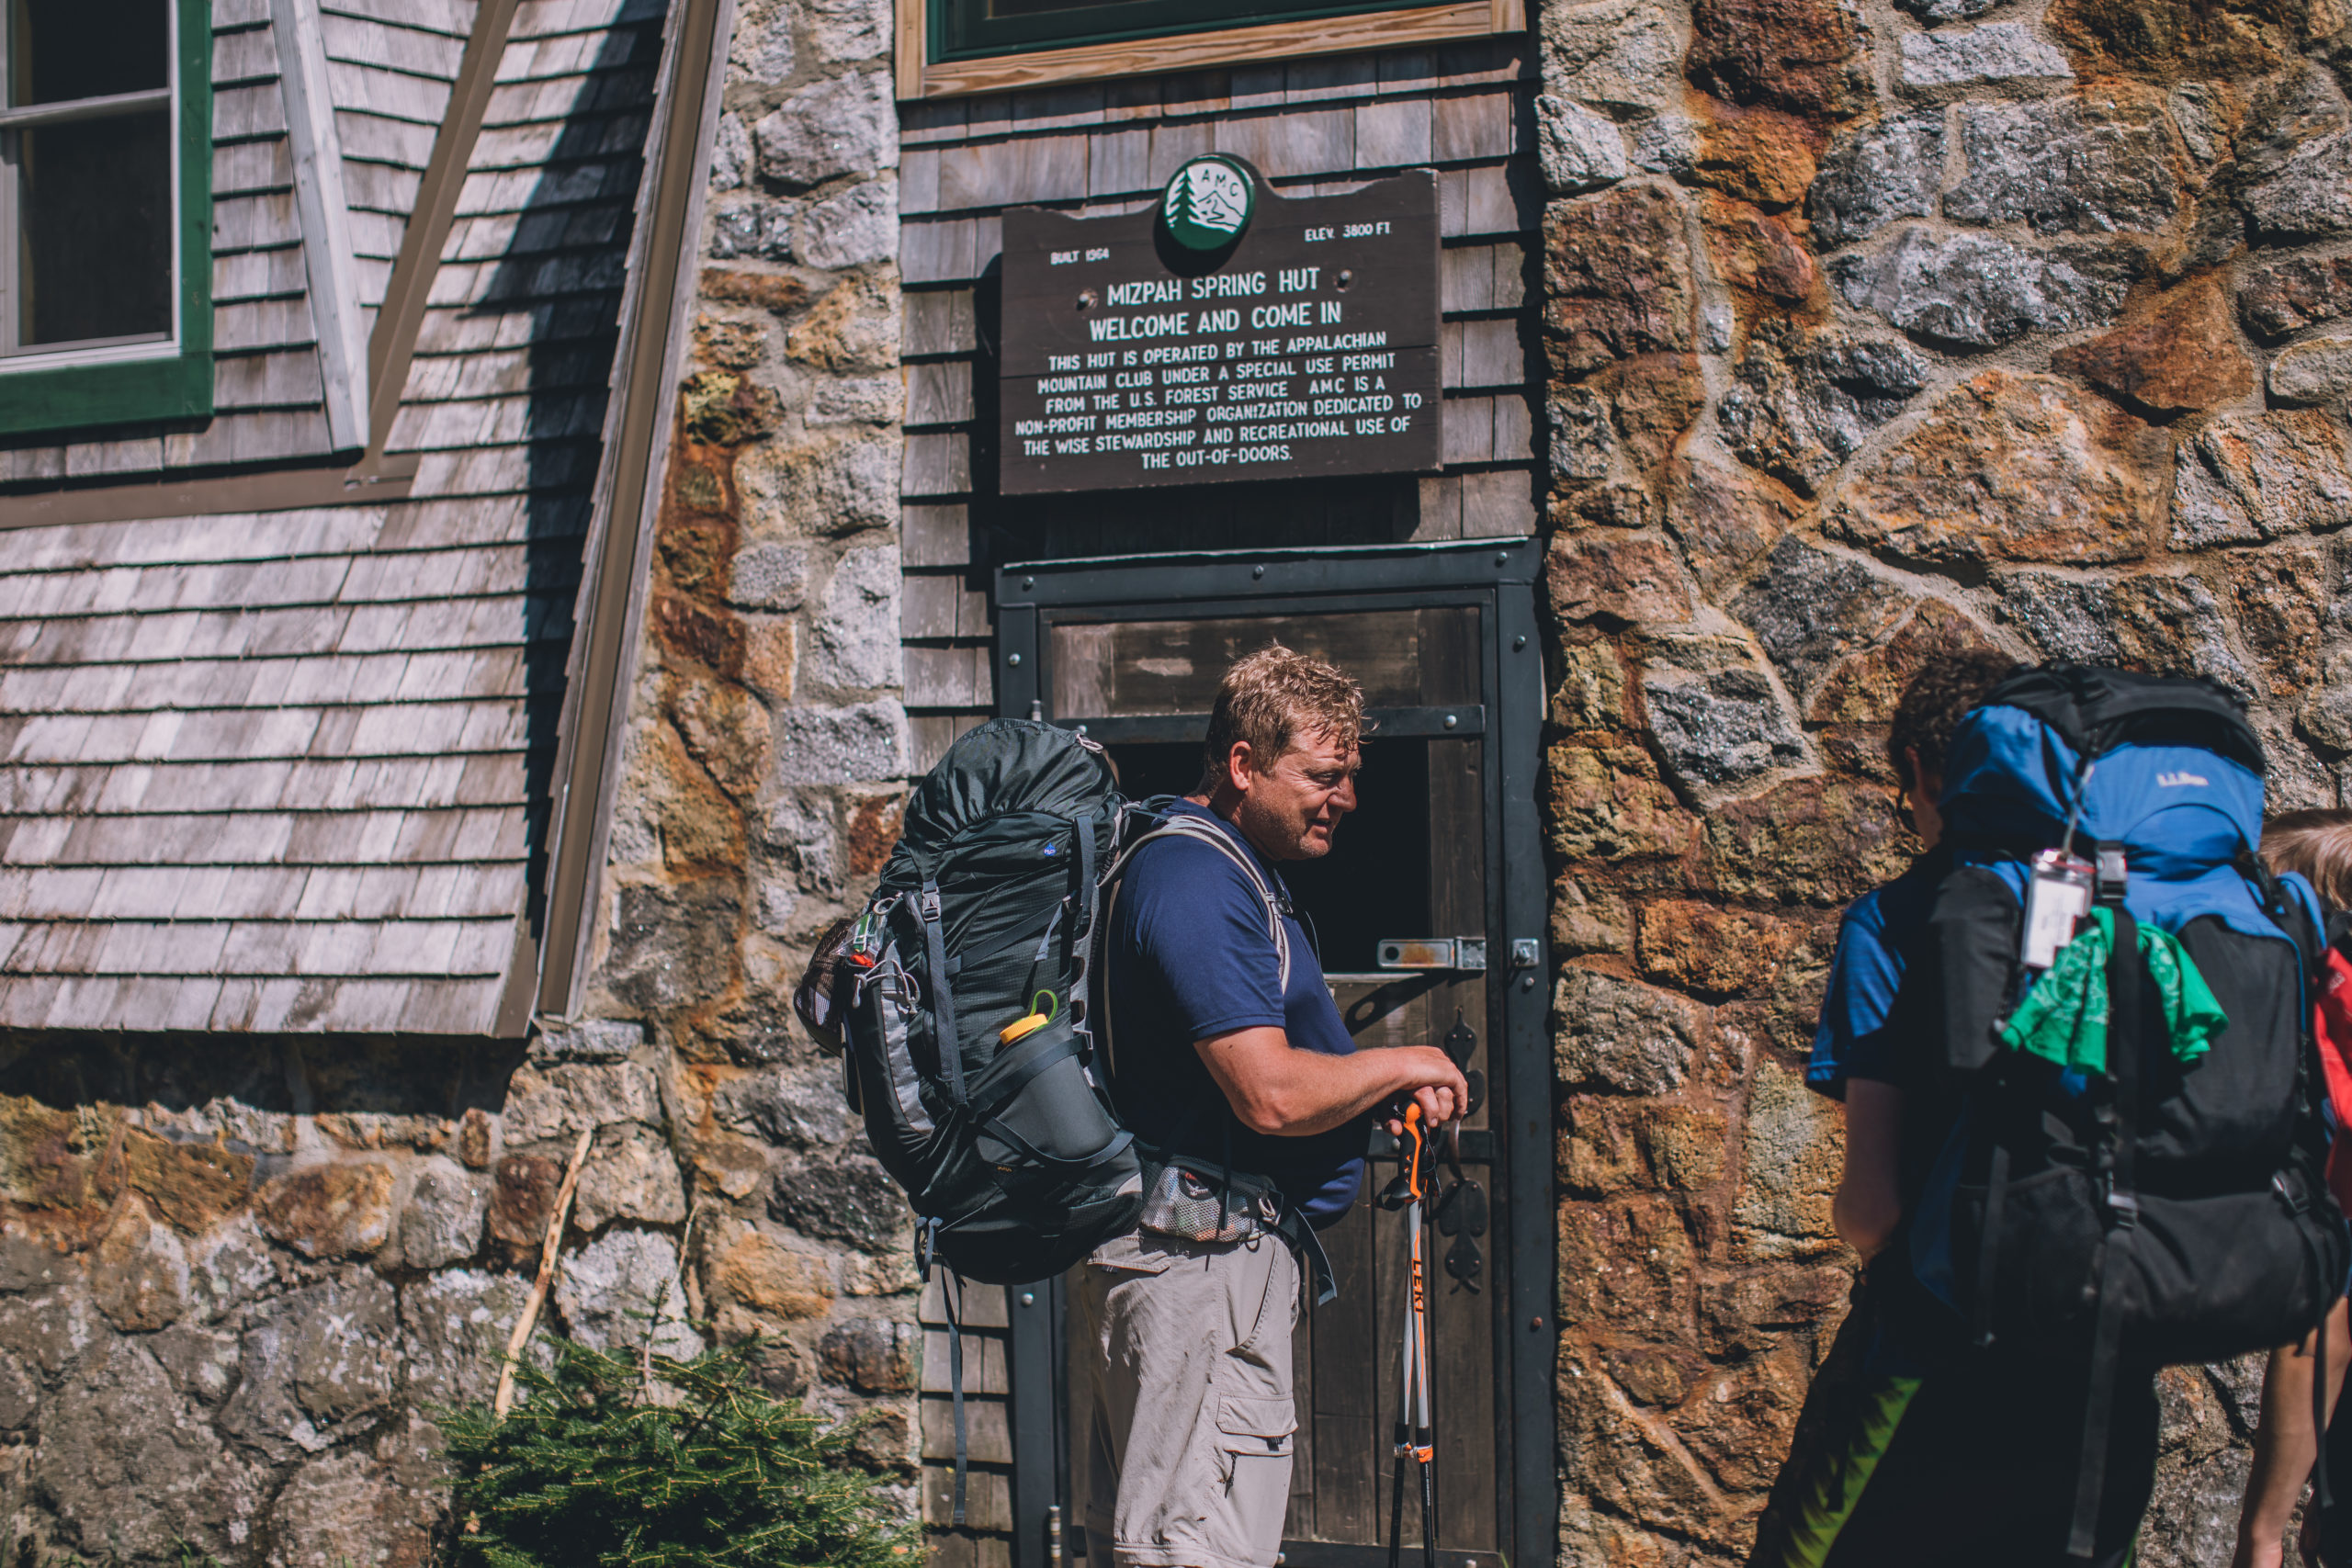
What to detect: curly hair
<box><xmin>1199</xmin><ymin>644</ymin><xmax>1365</xmax><ymax>787</ymax></box>
<box><xmin>1885</xmin><ymin>649</ymin><xmax>2023</xmax><ymax>791</ymax></box>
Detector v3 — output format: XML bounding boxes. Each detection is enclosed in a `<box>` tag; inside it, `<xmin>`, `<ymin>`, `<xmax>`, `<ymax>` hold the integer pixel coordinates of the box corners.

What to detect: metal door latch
<box><xmin>1377</xmin><ymin>938</ymin><xmax>1487</xmax><ymax>971</ymax></box>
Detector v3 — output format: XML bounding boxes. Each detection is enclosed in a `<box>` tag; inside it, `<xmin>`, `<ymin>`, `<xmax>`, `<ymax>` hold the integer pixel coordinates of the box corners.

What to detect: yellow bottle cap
<box><xmin>999</xmin><ymin>1012</ymin><xmax>1049</xmax><ymax>1044</ymax></box>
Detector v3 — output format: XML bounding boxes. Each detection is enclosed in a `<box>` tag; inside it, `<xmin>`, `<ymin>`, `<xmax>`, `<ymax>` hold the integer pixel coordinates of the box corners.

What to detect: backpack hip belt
<box><xmin>1132</xmin><ymin>1149</ymin><xmax>1336</xmax><ymax>1303</ymax></box>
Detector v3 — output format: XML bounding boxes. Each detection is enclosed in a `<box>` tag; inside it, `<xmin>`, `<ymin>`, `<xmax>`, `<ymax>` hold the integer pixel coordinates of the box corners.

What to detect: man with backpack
<box><xmin>1072</xmin><ymin>645</ymin><xmax>1468</xmax><ymax>1568</ymax></box>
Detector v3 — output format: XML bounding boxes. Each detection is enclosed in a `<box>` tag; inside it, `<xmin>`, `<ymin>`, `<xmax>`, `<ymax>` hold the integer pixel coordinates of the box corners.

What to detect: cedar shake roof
<box><xmin>0</xmin><ymin>0</ymin><xmax>672</xmax><ymax>1033</ymax></box>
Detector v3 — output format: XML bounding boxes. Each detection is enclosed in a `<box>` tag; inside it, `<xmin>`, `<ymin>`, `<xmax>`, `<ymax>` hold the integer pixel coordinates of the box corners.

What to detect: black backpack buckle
<box><xmin>2276</xmin><ymin>1168</ymin><xmax>2312</xmax><ymax>1217</ymax></box>
<box><xmin>916</xmin><ymin>1214</ymin><xmax>941</xmax><ymax>1272</ymax></box>
<box><xmin>2095</xmin><ymin>846</ymin><xmax>2129</xmax><ymax>906</ymax></box>
<box><xmin>2102</xmin><ymin>1185</ymin><xmax>2140</xmax><ymax>1228</ymax></box>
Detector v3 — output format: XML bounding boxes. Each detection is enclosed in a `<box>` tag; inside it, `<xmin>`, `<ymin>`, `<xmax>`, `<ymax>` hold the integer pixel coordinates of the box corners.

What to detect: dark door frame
<box><xmin>990</xmin><ymin>538</ymin><xmax>1553</xmax><ymax>1568</ymax></box>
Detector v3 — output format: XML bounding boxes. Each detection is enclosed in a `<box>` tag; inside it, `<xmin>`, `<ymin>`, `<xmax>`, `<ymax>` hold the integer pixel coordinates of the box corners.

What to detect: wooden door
<box><xmin>1285</xmin><ymin>765</ymin><xmax>1498</xmax><ymax>1564</ymax></box>
<box><xmin>1037</xmin><ymin>596</ymin><xmax>1511</xmax><ymax>1568</ymax></box>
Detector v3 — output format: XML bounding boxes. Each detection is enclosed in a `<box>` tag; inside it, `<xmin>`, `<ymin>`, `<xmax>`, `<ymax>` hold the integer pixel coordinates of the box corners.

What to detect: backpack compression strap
<box><xmin>2070</xmin><ymin>891</ymin><xmax>2141</xmax><ymax>1560</ymax></box>
<box><xmin>918</xmin><ymin>878</ymin><xmax>967</xmax><ymax>1110</ymax></box>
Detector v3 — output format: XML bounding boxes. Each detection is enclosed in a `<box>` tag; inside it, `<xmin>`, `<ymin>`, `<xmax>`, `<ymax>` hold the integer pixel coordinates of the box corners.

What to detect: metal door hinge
<box><xmin>1377</xmin><ymin>938</ymin><xmax>1486</xmax><ymax>971</ymax></box>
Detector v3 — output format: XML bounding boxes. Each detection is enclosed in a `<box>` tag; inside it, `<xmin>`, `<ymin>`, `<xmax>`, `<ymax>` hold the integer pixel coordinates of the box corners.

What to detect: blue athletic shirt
<box><xmin>1103</xmin><ymin>799</ymin><xmax>1370</xmax><ymax>1224</ymax></box>
<box><xmin>1806</xmin><ymin>846</ymin><xmax>1951</xmax><ymax>1101</ymax></box>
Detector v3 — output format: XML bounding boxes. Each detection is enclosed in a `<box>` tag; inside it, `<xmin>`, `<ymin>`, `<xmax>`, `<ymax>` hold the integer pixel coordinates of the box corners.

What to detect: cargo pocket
<box><xmin>1214</xmin><ymin>1393</ymin><xmax>1296</xmax><ymax>1472</ymax></box>
<box><xmin>1086</xmin><ymin>1231</ymin><xmax>1170</xmax><ymax>1276</ymax></box>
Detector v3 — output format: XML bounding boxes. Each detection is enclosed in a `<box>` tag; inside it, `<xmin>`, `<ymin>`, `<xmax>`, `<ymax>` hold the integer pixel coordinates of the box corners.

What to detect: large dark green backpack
<box><xmin>830</xmin><ymin>718</ymin><xmax>1145</xmax><ymax>1283</ymax></box>
<box><xmin>793</xmin><ymin>719</ymin><xmax>1289</xmax><ymax>1520</ymax></box>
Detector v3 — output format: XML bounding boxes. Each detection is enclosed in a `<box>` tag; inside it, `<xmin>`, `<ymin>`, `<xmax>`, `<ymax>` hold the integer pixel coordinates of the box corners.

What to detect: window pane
<box><xmin>1049</xmin><ymin>607</ymin><xmax>1479</xmax><ymax>717</ymax></box>
<box><xmin>938</xmin><ymin>0</ymin><xmax>1461</xmax><ymax>61</ymax></box>
<box><xmin>987</xmin><ymin>0</ymin><xmax>1149</xmax><ymax>17</ymax></box>
<box><xmin>17</xmin><ymin>109</ymin><xmax>172</xmax><ymax>346</ymax></box>
<box><xmin>11</xmin><ymin>0</ymin><xmax>169</xmax><ymax>106</ymax></box>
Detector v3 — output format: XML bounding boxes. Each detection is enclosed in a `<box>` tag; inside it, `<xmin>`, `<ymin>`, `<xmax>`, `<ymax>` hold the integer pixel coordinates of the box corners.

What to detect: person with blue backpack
<box><xmin>1751</xmin><ymin>650</ymin><xmax>2017</xmax><ymax>1567</ymax></box>
<box><xmin>1799</xmin><ymin>665</ymin><xmax>2348</xmax><ymax>1567</ymax></box>
<box><xmin>1071</xmin><ymin>646</ymin><xmax>1468</xmax><ymax>1568</ymax></box>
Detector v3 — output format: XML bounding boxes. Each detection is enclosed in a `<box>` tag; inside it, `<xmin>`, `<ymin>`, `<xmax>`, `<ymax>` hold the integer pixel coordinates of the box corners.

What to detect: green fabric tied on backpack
<box><xmin>1999</xmin><ymin>907</ymin><xmax>2229</xmax><ymax>1075</ymax></box>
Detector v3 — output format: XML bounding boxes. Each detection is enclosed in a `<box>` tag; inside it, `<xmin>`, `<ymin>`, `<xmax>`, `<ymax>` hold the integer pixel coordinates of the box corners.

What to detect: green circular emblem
<box><xmin>1161</xmin><ymin>155</ymin><xmax>1254</xmax><ymax>252</ymax></box>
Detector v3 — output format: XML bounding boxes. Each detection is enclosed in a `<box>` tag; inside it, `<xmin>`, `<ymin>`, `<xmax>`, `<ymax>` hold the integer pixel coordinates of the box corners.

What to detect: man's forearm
<box><xmin>1195</xmin><ymin>1028</ymin><xmax>1454</xmax><ymax>1136</ymax></box>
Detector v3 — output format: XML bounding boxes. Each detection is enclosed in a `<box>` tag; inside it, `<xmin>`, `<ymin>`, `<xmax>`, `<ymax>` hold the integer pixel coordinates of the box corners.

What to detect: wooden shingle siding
<box><xmin>215</xmin><ymin>246</ymin><xmax>314</xmax><ymax>303</ymax></box>
<box><xmin>323</xmin><ymin>0</ymin><xmax>474</xmax><ymax>33</ymax></box>
<box><xmin>921</xmin><ymin>1276</ymin><xmax>1015</xmax><ymax>1568</ymax></box>
<box><xmin>0</xmin><ymin>0</ymin><xmax>664</xmax><ymax>1035</ymax></box>
<box><xmin>323</xmin><ymin>0</ymin><xmax>474</xmax><ymax>315</ymax></box>
<box><xmin>896</xmin><ymin>42</ymin><xmax>1540</xmax><ymax>773</ymax></box>
<box><xmin>325</xmin><ymin>61</ymin><xmax>459</xmax><ymax>123</ymax></box>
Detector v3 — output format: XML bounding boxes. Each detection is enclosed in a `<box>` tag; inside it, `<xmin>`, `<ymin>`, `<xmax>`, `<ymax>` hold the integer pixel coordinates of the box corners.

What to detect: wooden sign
<box><xmin>997</xmin><ymin>159</ymin><xmax>1442</xmax><ymax>496</ymax></box>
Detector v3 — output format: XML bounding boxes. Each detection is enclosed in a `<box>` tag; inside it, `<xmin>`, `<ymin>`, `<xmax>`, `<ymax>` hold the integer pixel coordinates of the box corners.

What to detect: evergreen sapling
<box><xmin>442</xmin><ymin>1337</ymin><xmax>917</xmax><ymax>1568</ymax></box>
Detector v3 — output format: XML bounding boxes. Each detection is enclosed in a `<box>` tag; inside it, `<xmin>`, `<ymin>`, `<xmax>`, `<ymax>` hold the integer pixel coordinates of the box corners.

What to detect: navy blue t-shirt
<box><xmin>1104</xmin><ymin>800</ymin><xmax>1369</xmax><ymax>1224</ymax></box>
<box><xmin>1806</xmin><ymin>847</ymin><xmax>1949</xmax><ymax>1100</ymax></box>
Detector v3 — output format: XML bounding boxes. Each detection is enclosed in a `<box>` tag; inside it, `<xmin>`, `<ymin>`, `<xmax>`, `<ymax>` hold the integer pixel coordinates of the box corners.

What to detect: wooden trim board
<box><xmin>273</xmin><ymin>0</ymin><xmax>371</xmax><ymax>454</ymax></box>
<box><xmin>526</xmin><ymin>0</ymin><xmax>735</xmax><ymax>1024</ymax></box>
<box><xmin>897</xmin><ymin>0</ymin><xmax>1512</xmax><ymax>98</ymax></box>
<box><xmin>363</xmin><ymin>0</ymin><xmax>521</xmax><ymax>460</ymax></box>
<box><xmin>0</xmin><ymin>455</ymin><xmax>417</xmax><ymax>530</ymax></box>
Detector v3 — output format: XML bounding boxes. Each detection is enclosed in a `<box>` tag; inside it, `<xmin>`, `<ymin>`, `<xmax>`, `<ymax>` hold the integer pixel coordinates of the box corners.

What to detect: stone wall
<box><xmin>1535</xmin><ymin>0</ymin><xmax>2352</xmax><ymax>1556</ymax></box>
<box><xmin>580</xmin><ymin>0</ymin><xmax>924</xmax><ymax>1525</ymax></box>
<box><xmin>0</xmin><ymin>0</ymin><xmax>918</xmax><ymax>1561</ymax></box>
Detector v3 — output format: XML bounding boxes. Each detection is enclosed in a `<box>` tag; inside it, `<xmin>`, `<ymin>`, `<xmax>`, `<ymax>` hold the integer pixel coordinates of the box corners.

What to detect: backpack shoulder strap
<box><xmin>2245</xmin><ymin>853</ymin><xmax>2326</xmax><ymax>1001</ymax></box>
<box><xmin>1096</xmin><ymin>813</ymin><xmax>1295</xmax><ymax>1085</ymax></box>
<box><xmin>1103</xmin><ymin>813</ymin><xmax>1293</xmax><ymax>989</ymax></box>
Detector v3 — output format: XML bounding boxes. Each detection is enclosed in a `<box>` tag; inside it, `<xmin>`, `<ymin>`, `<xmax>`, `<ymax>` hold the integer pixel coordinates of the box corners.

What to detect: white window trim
<box><xmin>0</xmin><ymin>0</ymin><xmax>183</xmax><ymax>371</ymax></box>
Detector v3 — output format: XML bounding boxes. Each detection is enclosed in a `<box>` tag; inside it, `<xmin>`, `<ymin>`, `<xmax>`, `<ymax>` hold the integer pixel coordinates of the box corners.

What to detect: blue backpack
<box><xmin>1900</xmin><ymin>666</ymin><xmax>2347</xmax><ymax>1555</ymax></box>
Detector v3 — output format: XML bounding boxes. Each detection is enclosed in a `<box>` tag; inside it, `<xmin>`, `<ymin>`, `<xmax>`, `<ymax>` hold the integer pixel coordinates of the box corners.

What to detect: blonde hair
<box><xmin>1199</xmin><ymin>644</ymin><xmax>1365</xmax><ymax>788</ymax></box>
<box><xmin>2262</xmin><ymin>808</ymin><xmax>2352</xmax><ymax>910</ymax></box>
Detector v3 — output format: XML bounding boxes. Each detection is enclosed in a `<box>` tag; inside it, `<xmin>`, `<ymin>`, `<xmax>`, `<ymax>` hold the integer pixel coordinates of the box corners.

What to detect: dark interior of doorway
<box><xmin>1103</xmin><ymin>739</ymin><xmax>1431</xmax><ymax>975</ymax></box>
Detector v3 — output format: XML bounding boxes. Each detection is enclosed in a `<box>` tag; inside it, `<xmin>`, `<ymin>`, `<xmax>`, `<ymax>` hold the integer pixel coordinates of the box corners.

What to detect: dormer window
<box><xmin>0</xmin><ymin>0</ymin><xmax>208</xmax><ymax>434</ymax></box>
<box><xmin>3</xmin><ymin>0</ymin><xmax>175</xmax><ymax>361</ymax></box>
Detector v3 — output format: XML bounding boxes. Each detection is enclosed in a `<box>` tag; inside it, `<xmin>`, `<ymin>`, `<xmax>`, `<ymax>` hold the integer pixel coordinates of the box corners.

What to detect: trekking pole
<box><xmin>1381</xmin><ymin>1103</ymin><xmax>1437</xmax><ymax>1568</ymax></box>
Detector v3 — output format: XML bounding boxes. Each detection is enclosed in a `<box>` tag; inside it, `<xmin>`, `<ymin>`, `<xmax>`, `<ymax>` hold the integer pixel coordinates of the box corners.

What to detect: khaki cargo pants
<box><xmin>1071</xmin><ymin>1230</ymin><xmax>1300</xmax><ymax>1568</ymax></box>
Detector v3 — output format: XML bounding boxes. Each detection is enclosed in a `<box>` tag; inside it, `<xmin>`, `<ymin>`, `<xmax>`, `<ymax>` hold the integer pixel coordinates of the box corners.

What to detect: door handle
<box><xmin>1376</xmin><ymin>937</ymin><xmax>1486</xmax><ymax>971</ymax></box>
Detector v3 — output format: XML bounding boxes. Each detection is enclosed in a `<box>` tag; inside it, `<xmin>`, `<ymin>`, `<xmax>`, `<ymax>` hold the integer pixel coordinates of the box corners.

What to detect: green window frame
<box><xmin>0</xmin><ymin>0</ymin><xmax>212</xmax><ymax>438</ymax></box>
<box><xmin>933</xmin><ymin>0</ymin><xmax>1464</xmax><ymax>62</ymax></box>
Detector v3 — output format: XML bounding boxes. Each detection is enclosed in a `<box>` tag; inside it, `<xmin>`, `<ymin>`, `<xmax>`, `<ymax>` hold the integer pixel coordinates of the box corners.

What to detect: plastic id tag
<box><xmin>2020</xmin><ymin>849</ymin><xmax>2094</xmax><ymax>970</ymax></box>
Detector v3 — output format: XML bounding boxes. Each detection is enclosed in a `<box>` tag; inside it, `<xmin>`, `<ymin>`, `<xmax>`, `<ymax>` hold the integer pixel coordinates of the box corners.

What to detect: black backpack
<box><xmin>793</xmin><ymin>720</ymin><xmax>1143</xmax><ymax>1523</ymax></box>
<box><xmin>1902</xmin><ymin>667</ymin><xmax>2349</xmax><ymax>1554</ymax></box>
<box><xmin>820</xmin><ymin>717</ymin><xmax>1146</xmax><ymax>1285</ymax></box>
<box><xmin>793</xmin><ymin>720</ymin><xmax>1305</xmax><ymax>1521</ymax></box>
